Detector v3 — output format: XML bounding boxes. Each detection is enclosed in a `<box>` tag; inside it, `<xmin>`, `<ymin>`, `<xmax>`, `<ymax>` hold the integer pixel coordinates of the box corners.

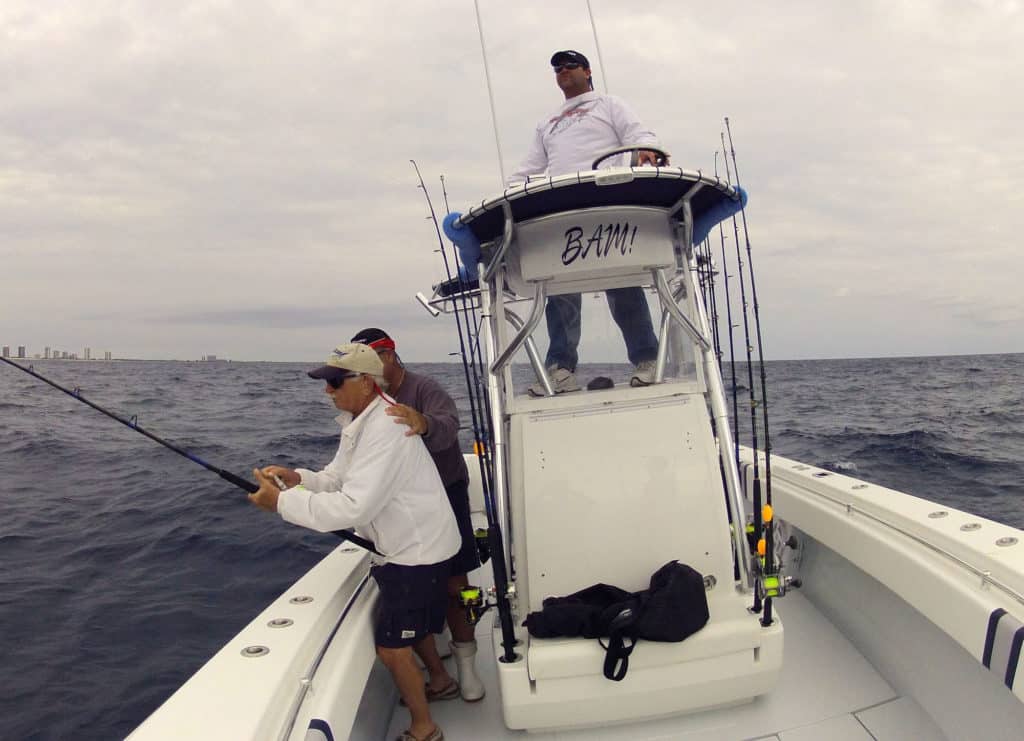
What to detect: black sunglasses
<box><xmin>553</xmin><ymin>62</ymin><xmax>583</xmax><ymax>73</ymax></box>
<box><xmin>327</xmin><ymin>372</ymin><xmax>359</xmax><ymax>390</ymax></box>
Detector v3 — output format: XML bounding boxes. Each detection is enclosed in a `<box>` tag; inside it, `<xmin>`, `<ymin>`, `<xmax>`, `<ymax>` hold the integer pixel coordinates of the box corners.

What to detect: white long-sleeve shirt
<box><xmin>277</xmin><ymin>396</ymin><xmax>460</xmax><ymax>566</ymax></box>
<box><xmin>507</xmin><ymin>91</ymin><xmax>660</xmax><ymax>185</ymax></box>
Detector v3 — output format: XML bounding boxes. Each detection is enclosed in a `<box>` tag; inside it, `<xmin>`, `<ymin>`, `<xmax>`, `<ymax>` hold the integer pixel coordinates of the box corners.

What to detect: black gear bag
<box><xmin>523</xmin><ymin>560</ymin><xmax>710</xmax><ymax>681</ymax></box>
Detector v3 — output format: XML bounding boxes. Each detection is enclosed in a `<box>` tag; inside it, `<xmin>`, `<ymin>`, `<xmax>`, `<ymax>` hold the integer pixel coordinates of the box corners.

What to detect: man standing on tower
<box><xmin>508</xmin><ymin>49</ymin><xmax>666</xmax><ymax>395</ymax></box>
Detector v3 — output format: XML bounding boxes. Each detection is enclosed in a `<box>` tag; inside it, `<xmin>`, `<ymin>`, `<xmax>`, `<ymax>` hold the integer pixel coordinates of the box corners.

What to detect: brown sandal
<box><xmin>399</xmin><ymin>679</ymin><xmax>460</xmax><ymax>705</ymax></box>
<box><xmin>395</xmin><ymin>726</ymin><xmax>444</xmax><ymax>741</ymax></box>
<box><xmin>425</xmin><ymin>679</ymin><xmax>460</xmax><ymax>701</ymax></box>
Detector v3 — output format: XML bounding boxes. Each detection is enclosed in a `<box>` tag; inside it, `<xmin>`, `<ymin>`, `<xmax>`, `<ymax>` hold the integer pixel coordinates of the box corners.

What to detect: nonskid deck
<box><xmin>384</xmin><ymin>590</ymin><xmax>944</xmax><ymax>740</ymax></box>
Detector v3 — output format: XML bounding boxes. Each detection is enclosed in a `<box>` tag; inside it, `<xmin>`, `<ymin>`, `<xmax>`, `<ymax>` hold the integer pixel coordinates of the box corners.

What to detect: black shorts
<box><xmin>371</xmin><ymin>559</ymin><xmax>451</xmax><ymax>648</ymax></box>
<box><xmin>446</xmin><ymin>479</ymin><xmax>482</xmax><ymax>576</ymax></box>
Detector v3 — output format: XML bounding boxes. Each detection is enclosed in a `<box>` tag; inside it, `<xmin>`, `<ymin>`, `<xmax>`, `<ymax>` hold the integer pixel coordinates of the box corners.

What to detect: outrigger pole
<box><xmin>0</xmin><ymin>356</ymin><xmax>380</xmax><ymax>555</ymax></box>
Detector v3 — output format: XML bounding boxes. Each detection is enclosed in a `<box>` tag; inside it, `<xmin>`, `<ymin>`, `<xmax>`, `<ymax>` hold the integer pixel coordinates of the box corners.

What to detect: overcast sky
<box><xmin>2</xmin><ymin>1</ymin><xmax>1022</xmax><ymax>363</ymax></box>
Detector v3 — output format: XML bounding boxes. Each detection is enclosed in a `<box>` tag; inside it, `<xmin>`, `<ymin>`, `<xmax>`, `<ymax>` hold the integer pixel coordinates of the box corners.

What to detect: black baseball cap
<box><xmin>550</xmin><ymin>50</ymin><xmax>590</xmax><ymax>68</ymax></box>
<box><xmin>351</xmin><ymin>327</ymin><xmax>393</xmax><ymax>348</ymax></box>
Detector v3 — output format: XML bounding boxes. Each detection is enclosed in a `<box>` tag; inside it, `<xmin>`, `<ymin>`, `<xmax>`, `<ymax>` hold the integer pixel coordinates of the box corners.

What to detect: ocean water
<box><xmin>1</xmin><ymin>353</ymin><xmax>1021</xmax><ymax>740</ymax></box>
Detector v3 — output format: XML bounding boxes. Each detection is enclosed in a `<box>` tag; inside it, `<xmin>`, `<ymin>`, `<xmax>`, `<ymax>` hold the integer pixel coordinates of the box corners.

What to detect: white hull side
<box><xmin>740</xmin><ymin>447</ymin><xmax>1024</xmax><ymax>740</ymax></box>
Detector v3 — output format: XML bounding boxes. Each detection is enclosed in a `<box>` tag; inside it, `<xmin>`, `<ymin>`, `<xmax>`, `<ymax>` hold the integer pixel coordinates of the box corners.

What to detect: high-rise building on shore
<box><xmin>2</xmin><ymin>345</ymin><xmax>115</xmax><ymax>360</ymax></box>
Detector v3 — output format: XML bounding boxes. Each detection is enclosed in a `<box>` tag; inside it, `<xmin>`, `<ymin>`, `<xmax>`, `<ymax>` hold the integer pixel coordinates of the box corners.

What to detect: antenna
<box><xmin>473</xmin><ymin>0</ymin><xmax>507</xmax><ymax>185</ymax></box>
<box><xmin>586</xmin><ymin>0</ymin><xmax>610</xmax><ymax>93</ymax></box>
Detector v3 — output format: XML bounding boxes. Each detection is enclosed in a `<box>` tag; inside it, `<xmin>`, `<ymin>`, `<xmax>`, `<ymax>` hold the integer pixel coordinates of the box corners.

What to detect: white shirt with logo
<box><xmin>508</xmin><ymin>91</ymin><xmax>660</xmax><ymax>185</ymax></box>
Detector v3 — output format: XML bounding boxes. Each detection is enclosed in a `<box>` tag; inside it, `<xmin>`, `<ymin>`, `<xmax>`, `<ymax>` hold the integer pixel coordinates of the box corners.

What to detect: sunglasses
<box><xmin>553</xmin><ymin>63</ymin><xmax>583</xmax><ymax>73</ymax></box>
<box><xmin>327</xmin><ymin>372</ymin><xmax>360</xmax><ymax>390</ymax></box>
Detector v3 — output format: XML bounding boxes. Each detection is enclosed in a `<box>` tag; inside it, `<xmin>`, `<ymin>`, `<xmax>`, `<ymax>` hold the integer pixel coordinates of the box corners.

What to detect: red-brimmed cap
<box><xmin>350</xmin><ymin>327</ymin><xmax>396</xmax><ymax>352</ymax></box>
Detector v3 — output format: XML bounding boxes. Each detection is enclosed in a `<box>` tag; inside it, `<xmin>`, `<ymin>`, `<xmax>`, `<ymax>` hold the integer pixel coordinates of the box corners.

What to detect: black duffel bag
<box><xmin>523</xmin><ymin>560</ymin><xmax>709</xmax><ymax>681</ymax></box>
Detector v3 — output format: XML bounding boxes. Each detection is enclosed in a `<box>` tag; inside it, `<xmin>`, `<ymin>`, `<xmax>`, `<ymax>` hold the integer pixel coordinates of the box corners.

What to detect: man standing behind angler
<box><xmin>351</xmin><ymin>328</ymin><xmax>485</xmax><ymax>703</ymax></box>
<box><xmin>508</xmin><ymin>49</ymin><xmax>666</xmax><ymax>395</ymax></box>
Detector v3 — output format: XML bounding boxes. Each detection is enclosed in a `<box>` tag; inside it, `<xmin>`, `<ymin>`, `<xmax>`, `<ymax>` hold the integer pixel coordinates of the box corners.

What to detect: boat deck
<box><xmin>385</xmin><ymin>589</ymin><xmax>947</xmax><ymax>740</ymax></box>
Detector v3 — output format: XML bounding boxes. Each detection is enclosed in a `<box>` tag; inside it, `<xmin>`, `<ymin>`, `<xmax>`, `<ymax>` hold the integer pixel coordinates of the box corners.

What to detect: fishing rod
<box><xmin>411</xmin><ymin>162</ymin><xmax>491</xmax><ymax>473</ymax></box>
<box><xmin>414</xmin><ymin>161</ymin><xmax>498</xmax><ymax>510</ymax></box>
<box><xmin>410</xmin><ymin>161</ymin><xmax>519</xmax><ymax>664</ymax></box>
<box><xmin>715</xmin><ymin>147</ymin><xmax>742</xmax><ymax>470</ymax></box>
<box><xmin>438</xmin><ymin>173</ymin><xmax>504</xmax><ymax>581</ymax></box>
<box><xmin>437</xmin><ymin>174</ymin><xmax>506</xmax><ymax>586</ymax></box>
<box><xmin>720</xmin><ymin>129</ymin><xmax>767</xmax><ymax>617</ymax></box>
<box><xmin>438</xmin><ymin>173</ymin><xmax>495</xmax><ymax>485</ymax></box>
<box><xmin>0</xmin><ymin>356</ymin><xmax>379</xmax><ymax>554</ymax></box>
<box><xmin>724</xmin><ymin>116</ymin><xmax>777</xmax><ymax>626</ymax></box>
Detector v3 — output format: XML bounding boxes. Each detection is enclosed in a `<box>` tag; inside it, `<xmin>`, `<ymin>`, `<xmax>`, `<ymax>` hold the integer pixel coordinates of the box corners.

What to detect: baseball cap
<box><xmin>350</xmin><ymin>327</ymin><xmax>396</xmax><ymax>352</ymax></box>
<box><xmin>550</xmin><ymin>50</ymin><xmax>590</xmax><ymax>68</ymax></box>
<box><xmin>307</xmin><ymin>342</ymin><xmax>384</xmax><ymax>385</ymax></box>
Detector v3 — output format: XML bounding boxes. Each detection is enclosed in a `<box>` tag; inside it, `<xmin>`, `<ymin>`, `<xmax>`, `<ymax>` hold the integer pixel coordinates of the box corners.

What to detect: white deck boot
<box><xmin>451</xmin><ymin>640</ymin><xmax>485</xmax><ymax>701</ymax></box>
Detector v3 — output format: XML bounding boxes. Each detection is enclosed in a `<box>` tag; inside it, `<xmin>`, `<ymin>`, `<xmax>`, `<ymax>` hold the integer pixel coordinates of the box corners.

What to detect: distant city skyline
<box><xmin>0</xmin><ymin>344</ymin><xmax>235</xmax><ymax>362</ymax></box>
<box><xmin>3</xmin><ymin>344</ymin><xmax>114</xmax><ymax>361</ymax></box>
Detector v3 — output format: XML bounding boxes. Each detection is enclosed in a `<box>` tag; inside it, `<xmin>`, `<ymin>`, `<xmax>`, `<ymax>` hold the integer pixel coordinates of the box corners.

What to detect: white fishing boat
<box><xmin>128</xmin><ymin>160</ymin><xmax>1024</xmax><ymax>741</ymax></box>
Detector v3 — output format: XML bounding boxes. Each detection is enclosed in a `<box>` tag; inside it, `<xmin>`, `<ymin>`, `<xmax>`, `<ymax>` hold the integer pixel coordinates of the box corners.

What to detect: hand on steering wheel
<box><xmin>591</xmin><ymin>145</ymin><xmax>671</xmax><ymax>170</ymax></box>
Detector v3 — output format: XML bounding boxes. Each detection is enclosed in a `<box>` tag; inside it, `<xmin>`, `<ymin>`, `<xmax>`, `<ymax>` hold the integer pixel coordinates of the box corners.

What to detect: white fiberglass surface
<box><xmin>383</xmin><ymin>587</ymin><xmax>910</xmax><ymax>740</ymax></box>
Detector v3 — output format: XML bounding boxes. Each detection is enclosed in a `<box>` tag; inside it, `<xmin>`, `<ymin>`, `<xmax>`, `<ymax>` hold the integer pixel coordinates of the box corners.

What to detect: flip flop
<box><xmin>425</xmin><ymin>679</ymin><xmax>460</xmax><ymax>701</ymax></box>
<box><xmin>395</xmin><ymin>726</ymin><xmax>444</xmax><ymax>741</ymax></box>
<box><xmin>399</xmin><ymin>679</ymin><xmax>460</xmax><ymax>705</ymax></box>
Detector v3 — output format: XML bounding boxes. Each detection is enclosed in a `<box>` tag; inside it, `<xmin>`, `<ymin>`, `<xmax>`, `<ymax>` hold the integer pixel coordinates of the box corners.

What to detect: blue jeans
<box><xmin>544</xmin><ymin>288</ymin><xmax>659</xmax><ymax>372</ymax></box>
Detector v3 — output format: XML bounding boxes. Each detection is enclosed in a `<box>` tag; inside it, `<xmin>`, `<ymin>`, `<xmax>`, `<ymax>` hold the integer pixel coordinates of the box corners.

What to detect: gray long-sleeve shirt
<box><xmin>393</xmin><ymin>369</ymin><xmax>469</xmax><ymax>488</ymax></box>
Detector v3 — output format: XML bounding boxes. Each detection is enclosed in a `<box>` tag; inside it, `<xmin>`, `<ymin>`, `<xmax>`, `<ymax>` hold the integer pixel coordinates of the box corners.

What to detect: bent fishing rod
<box><xmin>0</xmin><ymin>356</ymin><xmax>379</xmax><ymax>555</ymax></box>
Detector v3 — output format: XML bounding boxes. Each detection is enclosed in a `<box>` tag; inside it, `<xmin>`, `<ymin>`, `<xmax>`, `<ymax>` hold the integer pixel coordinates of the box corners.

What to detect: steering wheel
<box><xmin>591</xmin><ymin>145</ymin><xmax>671</xmax><ymax>170</ymax></box>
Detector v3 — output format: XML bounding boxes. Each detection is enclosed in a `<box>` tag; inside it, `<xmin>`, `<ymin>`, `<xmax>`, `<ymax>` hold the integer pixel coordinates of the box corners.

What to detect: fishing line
<box><xmin>0</xmin><ymin>356</ymin><xmax>378</xmax><ymax>554</ymax></box>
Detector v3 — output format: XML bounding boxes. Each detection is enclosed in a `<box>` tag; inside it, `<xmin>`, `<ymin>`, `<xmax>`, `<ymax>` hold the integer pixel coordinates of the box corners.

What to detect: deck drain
<box><xmin>852</xmin><ymin>484</ymin><xmax>868</xmax><ymax>490</ymax></box>
<box><xmin>928</xmin><ymin>511</ymin><xmax>948</xmax><ymax>519</ymax></box>
<box><xmin>995</xmin><ymin>537</ymin><xmax>1018</xmax><ymax>547</ymax></box>
<box><xmin>340</xmin><ymin>547</ymin><xmax>360</xmax><ymax>553</ymax></box>
<box><xmin>703</xmin><ymin>575</ymin><xmax>717</xmax><ymax>590</ymax></box>
<box><xmin>960</xmin><ymin>523</ymin><xmax>982</xmax><ymax>532</ymax></box>
<box><xmin>268</xmin><ymin>618</ymin><xmax>294</xmax><ymax>628</ymax></box>
<box><xmin>289</xmin><ymin>595</ymin><xmax>314</xmax><ymax>604</ymax></box>
<box><xmin>241</xmin><ymin>645</ymin><xmax>270</xmax><ymax>658</ymax></box>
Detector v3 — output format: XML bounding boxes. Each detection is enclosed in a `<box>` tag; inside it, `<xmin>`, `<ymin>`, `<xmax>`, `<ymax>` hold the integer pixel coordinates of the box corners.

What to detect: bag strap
<box><xmin>599</xmin><ymin>606</ymin><xmax>638</xmax><ymax>681</ymax></box>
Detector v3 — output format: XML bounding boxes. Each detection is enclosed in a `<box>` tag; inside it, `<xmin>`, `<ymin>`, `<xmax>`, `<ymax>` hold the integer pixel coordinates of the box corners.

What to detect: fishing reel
<box><xmin>458</xmin><ymin>585</ymin><xmax>496</xmax><ymax>626</ymax></box>
<box><xmin>748</xmin><ymin>505</ymin><xmax>802</xmax><ymax>619</ymax></box>
<box><xmin>474</xmin><ymin>527</ymin><xmax>491</xmax><ymax>565</ymax></box>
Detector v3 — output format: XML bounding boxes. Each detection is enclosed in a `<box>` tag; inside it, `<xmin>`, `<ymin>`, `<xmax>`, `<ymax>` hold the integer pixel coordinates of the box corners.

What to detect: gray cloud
<box><xmin>2</xmin><ymin>1</ymin><xmax>1022</xmax><ymax>362</ymax></box>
